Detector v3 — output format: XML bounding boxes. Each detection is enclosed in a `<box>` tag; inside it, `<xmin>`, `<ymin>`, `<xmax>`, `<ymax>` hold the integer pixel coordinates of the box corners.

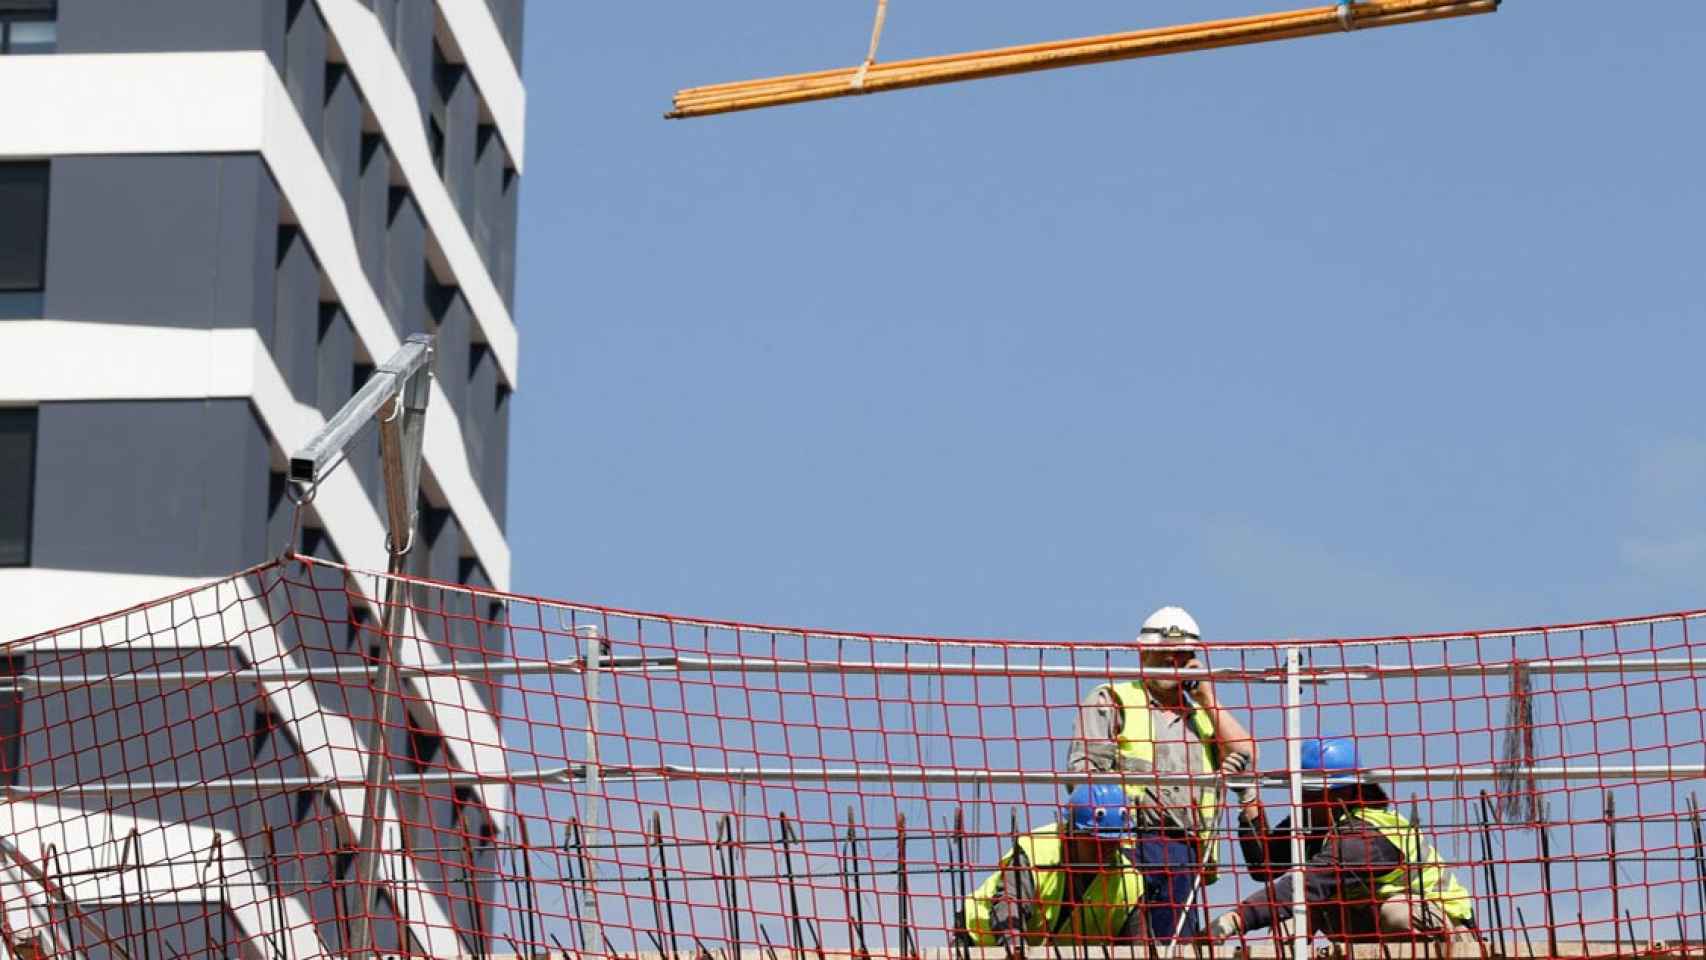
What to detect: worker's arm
<box><xmin>1237</xmin><ymin>810</ymin><xmax>1295</xmax><ymax>883</ymax></box>
<box><xmin>965</xmin><ymin>844</ymin><xmax>1040</xmax><ymax>947</ymax></box>
<box><xmin>1186</xmin><ymin>663</ymin><xmax>1257</xmax><ymax>777</ymax></box>
<box><xmin>1065</xmin><ymin>685</ymin><xmax>1128</xmax><ymax>775</ymax></box>
<box><xmin>1221</xmin><ymin>825</ymin><xmax>1403</xmax><ymax>935</ymax></box>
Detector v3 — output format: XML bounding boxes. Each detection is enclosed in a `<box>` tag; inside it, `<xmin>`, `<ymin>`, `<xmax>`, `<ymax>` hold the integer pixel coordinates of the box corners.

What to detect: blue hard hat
<box><xmin>1300</xmin><ymin>737</ymin><xmax>1363</xmax><ymax>788</ymax></box>
<box><xmin>1062</xmin><ymin>784</ymin><xmax>1134</xmax><ymax>837</ymax></box>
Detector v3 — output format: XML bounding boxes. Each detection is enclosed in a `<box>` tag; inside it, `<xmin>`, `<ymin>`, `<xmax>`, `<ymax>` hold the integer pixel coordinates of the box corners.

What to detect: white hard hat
<box><xmin>1137</xmin><ymin>606</ymin><xmax>1201</xmax><ymax>648</ymax></box>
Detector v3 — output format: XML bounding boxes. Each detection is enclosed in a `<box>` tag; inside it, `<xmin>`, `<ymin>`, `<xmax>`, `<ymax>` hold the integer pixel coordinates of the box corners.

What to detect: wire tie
<box><xmin>1338</xmin><ymin>0</ymin><xmax>1356</xmax><ymax>31</ymax></box>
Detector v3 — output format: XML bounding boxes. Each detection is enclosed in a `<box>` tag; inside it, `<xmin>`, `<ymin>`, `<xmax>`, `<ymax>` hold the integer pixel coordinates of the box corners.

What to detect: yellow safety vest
<box><xmin>1106</xmin><ymin>681</ymin><xmax>1222</xmax><ymax>878</ymax></box>
<box><xmin>1345</xmin><ymin>808</ymin><xmax>1475</xmax><ymax>925</ymax></box>
<box><xmin>964</xmin><ymin>824</ymin><xmax>1145</xmax><ymax>946</ymax></box>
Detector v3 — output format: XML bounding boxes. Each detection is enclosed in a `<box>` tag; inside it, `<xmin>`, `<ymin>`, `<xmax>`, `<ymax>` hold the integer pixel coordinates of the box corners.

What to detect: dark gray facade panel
<box><xmin>443</xmin><ymin>68</ymin><xmax>478</xmax><ymax>230</ymax></box>
<box><xmin>285</xmin><ymin>0</ymin><xmax>328</xmax><ymax>149</ymax></box>
<box><xmin>394</xmin><ymin>0</ymin><xmax>436</xmax><ymax>123</ymax></box>
<box><xmin>315</xmin><ymin>304</ymin><xmax>355</xmax><ymax>422</ymax></box>
<box><xmin>32</xmin><ymin>400</ymin><xmax>269</xmax><ymax>577</ymax></box>
<box><xmin>466</xmin><ymin>345</ymin><xmax>496</xmax><ymax>510</ymax></box>
<box><xmin>322</xmin><ymin>66</ymin><xmax>362</xmax><ymax>216</ymax></box>
<box><xmin>430</xmin><ymin>287</ymin><xmax>471</xmax><ymax>424</ymax></box>
<box><xmin>44</xmin><ymin>156</ymin><xmax>277</xmax><ymax>334</ymax></box>
<box><xmin>57</xmin><ymin>0</ymin><xmax>286</xmax><ymax>68</ymax></box>
<box><xmin>219</xmin><ymin>158</ymin><xmax>282</xmax><ymax>342</ymax></box>
<box><xmin>355</xmin><ymin>137</ymin><xmax>390</xmax><ymax>306</ymax></box>
<box><xmin>425</xmin><ymin>508</ymin><xmax>459</xmax><ymax>584</ymax></box>
<box><xmin>274</xmin><ymin>227</ymin><xmax>320</xmax><ymax>403</ymax></box>
<box><xmin>471</xmin><ymin>127</ymin><xmax>504</xmax><ymax>278</ymax></box>
<box><xmin>490</xmin><ymin>386</ymin><xmax>510</xmax><ymax>527</ymax></box>
<box><xmin>385</xmin><ymin>189</ymin><xmax>426</xmax><ymax>336</ymax></box>
<box><xmin>497</xmin><ymin>170</ymin><xmax>519</xmax><ymax>310</ymax></box>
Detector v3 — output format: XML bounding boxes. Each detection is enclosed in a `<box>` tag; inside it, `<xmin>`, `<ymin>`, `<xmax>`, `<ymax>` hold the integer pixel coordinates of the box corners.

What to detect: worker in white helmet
<box><xmin>1065</xmin><ymin>605</ymin><xmax>1257</xmax><ymax>942</ymax></box>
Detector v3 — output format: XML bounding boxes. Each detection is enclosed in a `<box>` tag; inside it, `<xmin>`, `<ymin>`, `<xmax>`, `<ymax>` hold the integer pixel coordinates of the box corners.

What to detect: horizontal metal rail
<box><xmin>6</xmin><ymin>765</ymin><xmax>574</xmax><ymax>797</ymax></box>
<box><xmin>2</xmin><ymin>654</ymin><xmax>1700</xmax><ymax>691</ymax></box>
<box><xmin>18</xmin><ymin>763</ymin><xmax>1706</xmax><ymax>795</ymax></box>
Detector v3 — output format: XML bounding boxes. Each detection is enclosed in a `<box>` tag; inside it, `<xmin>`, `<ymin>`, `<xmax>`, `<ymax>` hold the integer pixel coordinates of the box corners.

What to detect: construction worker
<box><xmin>961</xmin><ymin>784</ymin><xmax>1147</xmax><ymax>950</ymax></box>
<box><xmin>1206</xmin><ymin>737</ymin><xmax>1483</xmax><ymax>957</ymax></box>
<box><xmin>1065</xmin><ymin>605</ymin><xmax>1257</xmax><ymax>941</ymax></box>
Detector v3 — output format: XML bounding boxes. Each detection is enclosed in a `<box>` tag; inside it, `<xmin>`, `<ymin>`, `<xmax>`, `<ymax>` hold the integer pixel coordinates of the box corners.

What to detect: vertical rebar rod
<box><xmin>721</xmin><ymin>815</ymin><xmax>743</xmax><ymax>956</ymax></box>
<box><xmin>1690</xmin><ymin>794</ymin><xmax>1706</xmax><ymax>942</ymax></box>
<box><xmin>571</xmin><ymin>816</ymin><xmax>597</xmax><ymax>954</ymax></box>
<box><xmin>217</xmin><ymin>843</ymin><xmax>232</xmax><ymax>960</ymax></box>
<box><xmin>954</xmin><ymin>808</ymin><xmax>971</xmax><ymax>960</ymax></box>
<box><xmin>1538</xmin><ymin>801</ymin><xmax>1559</xmax><ymax>958</ymax></box>
<box><xmin>561</xmin><ymin>821</ymin><xmax>584</xmax><ymax>953</ymax></box>
<box><xmin>846</xmin><ymin>808</ymin><xmax>869</xmax><ymax>959</ymax></box>
<box><xmin>261</xmin><ymin>825</ymin><xmax>287</xmax><ymax>960</ymax></box>
<box><xmin>897</xmin><ymin>812</ymin><xmax>917</xmax><ymax>960</ymax></box>
<box><xmin>1606</xmin><ymin>792</ymin><xmax>1619</xmax><ymax>956</ymax></box>
<box><xmin>519</xmin><ymin>819</ymin><xmax>542</xmax><ymax>953</ymax></box>
<box><xmin>1005</xmin><ymin>807</ymin><xmax>1028</xmax><ymax>960</ymax></box>
<box><xmin>461</xmin><ymin>810</ymin><xmax>486</xmax><ymax>960</ymax></box>
<box><xmin>1479</xmin><ymin>791</ymin><xmax>1508</xmax><ymax>959</ymax></box>
<box><xmin>118</xmin><ymin>832</ymin><xmax>136</xmax><ymax>960</ymax></box>
<box><xmin>779</xmin><ymin>812</ymin><xmax>805</xmax><ymax>960</ymax></box>
<box><xmin>1516</xmin><ymin>907</ymin><xmax>1537</xmax><ymax>959</ymax></box>
<box><xmin>136</xmin><ymin>833</ymin><xmax>154</xmax><ymax>960</ymax></box>
<box><xmin>656</xmin><ymin>811</ymin><xmax>681</xmax><ymax>959</ymax></box>
<box><xmin>1284</xmin><ymin>646</ymin><xmax>1308</xmax><ymax>960</ymax></box>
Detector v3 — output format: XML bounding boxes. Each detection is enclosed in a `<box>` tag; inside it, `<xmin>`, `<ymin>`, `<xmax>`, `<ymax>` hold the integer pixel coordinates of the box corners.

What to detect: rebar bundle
<box><xmin>669</xmin><ymin>0</ymin><xmax>1500</xmax><ymax>119</ymax></box>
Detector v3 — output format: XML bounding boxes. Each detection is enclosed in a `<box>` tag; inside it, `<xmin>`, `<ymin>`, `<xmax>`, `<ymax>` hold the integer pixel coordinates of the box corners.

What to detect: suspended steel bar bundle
<box><xmin>668</xmin><ymin>0</ymin><xmax>1499</xmax><ymax>119</ymax></box>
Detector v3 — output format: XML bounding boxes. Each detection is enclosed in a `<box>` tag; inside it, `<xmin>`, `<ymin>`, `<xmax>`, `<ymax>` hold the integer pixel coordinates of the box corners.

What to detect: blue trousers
<box><xmin>1133</xmin><ymin>834</ymin><xmax>1203</xmax><ymax>941</ymax></box>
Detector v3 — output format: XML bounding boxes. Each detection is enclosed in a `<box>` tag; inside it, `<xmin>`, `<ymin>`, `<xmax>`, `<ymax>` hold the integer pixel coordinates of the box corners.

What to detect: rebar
<box><xmin>780</xmin><ymin>812</ymin><xmax>805</xmax><ymax>960</ymax></box>
<box><xmin>1478</xmin><ymin>791</ymin><xmax>1507</xmax><ymax>958</ymax></box>
<box><xmin>1606</xmin><ymin>792</ymin><xmax>1619</xmax><ymax>955</ymax></box>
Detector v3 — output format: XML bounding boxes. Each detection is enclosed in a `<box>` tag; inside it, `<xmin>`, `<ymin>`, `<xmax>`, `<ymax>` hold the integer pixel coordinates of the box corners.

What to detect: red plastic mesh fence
<box><xmin>4</xmin><ymin>553</ymin><xmax>1706</xmax><ymax>959</ymax></box>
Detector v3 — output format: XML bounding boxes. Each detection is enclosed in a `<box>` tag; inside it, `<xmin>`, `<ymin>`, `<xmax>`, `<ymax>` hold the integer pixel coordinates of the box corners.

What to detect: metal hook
<box><xmin>380</xmin><ymin>391</ymin><xmax>406</xmax><ymax>424</ymax></box>
<box><xmin>384</xmin><ymin>527</ymin><xmax>416</xmax><ymax>558</ymax></box>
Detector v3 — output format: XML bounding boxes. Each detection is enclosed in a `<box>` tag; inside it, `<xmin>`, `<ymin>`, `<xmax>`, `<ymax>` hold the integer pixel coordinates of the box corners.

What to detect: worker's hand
<box><xmin>1184</xmin><ymin>656</ymin><xmax>1215</xmax><ymax>706</ymax></box>
<box><xmin>1209</xmin><ymin>911</ymin><xmax>1244</xmax><ymax>942</ymax></box>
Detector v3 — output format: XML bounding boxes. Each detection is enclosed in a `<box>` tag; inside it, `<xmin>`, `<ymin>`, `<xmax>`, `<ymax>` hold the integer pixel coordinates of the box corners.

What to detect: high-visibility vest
<box><xmin>1106</xmin><ymin>681</ymin><xmax>1222</xmax><ymax>877</ymax></box>
<box><xmin>1343</xmin><ymin>808</ymin><xmax>1475</xmax><ymax>925</ymax></box>
<box><xmin>963</xmin><ymin>824</ymin><xmax>1145</xmax><ymax>946</ymax></box>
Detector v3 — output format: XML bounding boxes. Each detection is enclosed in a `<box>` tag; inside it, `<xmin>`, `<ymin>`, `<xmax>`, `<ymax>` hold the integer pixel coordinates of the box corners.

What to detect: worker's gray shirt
<box><xmin>1066</xmin><ymin>684</ymin><xmax>1243</xmax><ymax>833</ymax></box>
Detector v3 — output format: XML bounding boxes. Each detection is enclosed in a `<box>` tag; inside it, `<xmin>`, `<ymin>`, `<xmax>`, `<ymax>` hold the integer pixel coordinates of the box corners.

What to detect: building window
<box><xmin>0</xmin><ymin>1</ymin><xmax>56</xmax><ymax>55</ymax></box>
<box><xmin>0</xmin><ymin>656</ymin><xmax>22</xmax><ymax>783</ymax></box>
<box><xmin>0</xmin><ymin>408</ymin><xmax>37</xmax><ymax>567</ymax></box>
<box><xmin>0</xmin><ymin>162</ymin><xmax>49</xmax><ymax>319</ymax></box>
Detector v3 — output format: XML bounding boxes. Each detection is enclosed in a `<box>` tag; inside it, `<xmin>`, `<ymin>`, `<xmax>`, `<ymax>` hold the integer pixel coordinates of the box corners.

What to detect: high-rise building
<box><xmin>0</xmin><ymin>2</ymin><xmax>526</xmax><ymax>955</ymax></box>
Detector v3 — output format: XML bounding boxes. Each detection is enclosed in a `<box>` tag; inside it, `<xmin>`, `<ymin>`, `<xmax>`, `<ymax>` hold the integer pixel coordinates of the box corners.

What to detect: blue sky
<box><xmin>493</xmin><ymin>4</ymin><xmax>1706</xmax><ymax>945</ymax></box>
<box><xmin>507</xmin><ymin>2</ymin><xmax>1706</xmax><ymax>642</ymax></box>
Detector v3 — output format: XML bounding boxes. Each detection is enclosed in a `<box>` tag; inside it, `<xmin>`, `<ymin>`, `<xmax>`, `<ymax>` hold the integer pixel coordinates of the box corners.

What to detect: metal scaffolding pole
<box><xmin>289</xmin><ymin>333</ymin><xmax>434</xmax><ymax>960</ymax></box>
<box><xmin>1285</xmin><ymin>646</ymin><xmax>1308</xmax><ymax>960</ymax></box>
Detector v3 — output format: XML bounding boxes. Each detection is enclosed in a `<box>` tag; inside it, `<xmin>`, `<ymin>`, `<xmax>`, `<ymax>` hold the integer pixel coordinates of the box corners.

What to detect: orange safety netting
<box><xmin>3</xmin><ymin>554</ymin><xmax>1706</xmax><ymax>959</ymax></box>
